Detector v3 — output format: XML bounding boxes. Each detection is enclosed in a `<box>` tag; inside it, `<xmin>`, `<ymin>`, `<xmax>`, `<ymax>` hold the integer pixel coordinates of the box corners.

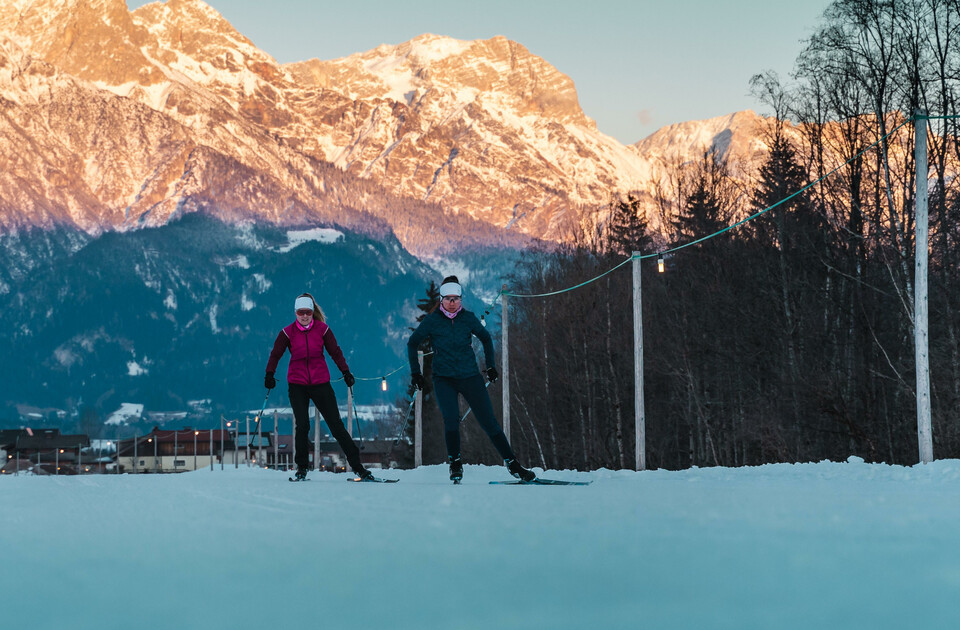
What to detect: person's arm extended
<box><xmin>265</xmin><ymin>330</ymin><xmax>289</xmax><ymax>375</ymax></box>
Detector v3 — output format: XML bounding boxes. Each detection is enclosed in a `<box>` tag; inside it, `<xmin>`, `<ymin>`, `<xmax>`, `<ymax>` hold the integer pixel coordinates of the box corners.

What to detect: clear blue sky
<box><xmin>129</xmin><ymin>0</ymin><xmax>833</xmax><ymax>144</ymax></box>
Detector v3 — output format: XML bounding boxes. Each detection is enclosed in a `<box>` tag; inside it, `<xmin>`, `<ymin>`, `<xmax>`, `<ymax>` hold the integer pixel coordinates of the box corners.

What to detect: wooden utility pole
<box><xmin>633</xmin><ymin>253</ymin><xmax>646</xmax><ymax>471</ymax></box>
<box><xmin>415</xmin><ymin>351</ymin><xmax>423</xmax><ymax>467</ymax></box>
<box><xmin>915</xmin><ymin>110</ymin><xmax>933</xmax><ymax>464</ymax></box>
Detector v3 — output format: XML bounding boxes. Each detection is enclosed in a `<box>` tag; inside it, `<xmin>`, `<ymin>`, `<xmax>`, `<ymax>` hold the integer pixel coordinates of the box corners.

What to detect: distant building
<box><xmin>114</xmin><ymin>427</ymin><xmax>404</xmax><ymax>473</ymax></box>
<box><xmin>117</xmin><ymin>429</ymin><xmax>223</xmax><ymax>473</ymax></box>
<box><xmin>1</xmin><ymin>428</ymin><xmax>91</xmax><ymax>474</ymax></box>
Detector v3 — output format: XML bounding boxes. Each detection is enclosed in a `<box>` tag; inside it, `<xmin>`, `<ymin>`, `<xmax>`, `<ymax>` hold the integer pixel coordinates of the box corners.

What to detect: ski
<box><xmin>347</xmin><ymin>476</ymin><xmax>399</xmax><ymax>483</ymax></box>
<box><xmin>489</xmin><ymin>478</ymin><xmax>592</xmax><ymax>486</ymax></box>
<box><xmin>288</xmin><ymin>477</ymin><xmax>309</xmax><ymax>482</ymax></box>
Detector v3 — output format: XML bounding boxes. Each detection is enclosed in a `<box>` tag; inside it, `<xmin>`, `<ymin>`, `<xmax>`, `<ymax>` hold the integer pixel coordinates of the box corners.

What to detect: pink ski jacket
<box><xmin>265</xmin><ymin>321</ymin><xmax>349</xmax><ymax>385</ymax></box>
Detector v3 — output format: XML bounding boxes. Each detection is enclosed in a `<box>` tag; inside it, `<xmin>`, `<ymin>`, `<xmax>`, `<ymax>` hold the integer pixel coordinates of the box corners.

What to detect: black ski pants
<box><xmin>288</xmin><ymin>382</ymin><xmax>362</xmax><ymax>472</ymax></box>
<box><xmin>433</xmin><ymin>373</ymin><xmax>515</xmax><ymax>461</ymax></box>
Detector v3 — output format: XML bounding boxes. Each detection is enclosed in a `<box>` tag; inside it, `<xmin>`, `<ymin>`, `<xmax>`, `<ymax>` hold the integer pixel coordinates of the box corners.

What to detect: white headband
<box><xmin>439</xmin><ymin>282</ymin><xmax>462</xmax><ymax>298</ymax></box>
<box><xmin>295</xmin><ymin>297</ymin><xmax>314</xmax><ymax>312</ymax></box>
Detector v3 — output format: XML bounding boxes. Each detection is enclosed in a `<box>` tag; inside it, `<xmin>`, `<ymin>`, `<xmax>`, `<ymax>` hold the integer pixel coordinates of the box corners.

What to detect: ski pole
<box><xmin>350</xmin><ymin>387</ymin><xmax>365</xmax><ymax>450</ymax></box>
<box><xmin>392</xmin><ymin>397</ymin><xmax>417</xmax><ymax>446</ymax></box>
<box><xmin>249</xmin><ymin>389</ymin><xmax>271</xmax><ymax>447</ymax></box>
<box><xmin>459</xmin><ymin>380</ymin><xmax>493</xmax><ymax>424</ymax></box>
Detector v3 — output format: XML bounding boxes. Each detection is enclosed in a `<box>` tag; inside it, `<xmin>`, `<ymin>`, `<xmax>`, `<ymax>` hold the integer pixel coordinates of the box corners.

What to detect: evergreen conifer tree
<box><xmin>605</xmin><ymin>195</ymin><xmax>653</xmax><ymax>256</ymax></box>
<box><xmin>672</xmin><ymin>173</ymin><xmax>727</xmax><ymax>247</ymax></box>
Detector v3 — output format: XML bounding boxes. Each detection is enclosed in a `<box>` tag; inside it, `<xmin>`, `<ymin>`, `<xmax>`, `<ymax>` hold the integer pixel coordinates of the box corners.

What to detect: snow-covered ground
<box><xmin>3</xmin><ymin>459</ymin><xmax>959</xmax><ymax>629</ymax></box>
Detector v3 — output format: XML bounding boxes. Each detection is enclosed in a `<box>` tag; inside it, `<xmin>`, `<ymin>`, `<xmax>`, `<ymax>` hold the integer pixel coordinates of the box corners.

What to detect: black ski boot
<box><xmin>506</xmin><ymin>458</ymin><xmax>536</xmax><ymax>483</ymax></box>
<box><xmin>355</xmin><ymin>467</ymin><xmax>375</xmax><ymax>482</ymax></box>
<box><xmin>448</xmin><ymin>455</ymin><xmax>463</xmax><ymax>483</ymax></box>
<box><xmin>293</xmin><ymin>467</ymin><xmax>308</xmax><ymax>481</ymax></box>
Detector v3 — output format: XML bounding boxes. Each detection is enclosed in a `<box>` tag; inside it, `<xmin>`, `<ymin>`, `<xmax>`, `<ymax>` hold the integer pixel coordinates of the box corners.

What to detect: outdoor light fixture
<box><xmin>381</xmin><ymin>377</ymin><xmax>388</xmax><ymax>392</ymax></box>
<box><xmin>657</xmin><ymin>253</ymin><xmax>665</xmax><ymax>273</ymax></box>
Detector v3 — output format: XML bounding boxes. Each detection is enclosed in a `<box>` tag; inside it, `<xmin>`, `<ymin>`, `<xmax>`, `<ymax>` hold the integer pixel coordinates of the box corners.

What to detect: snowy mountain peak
<box><xmin>631</xmin><ymin>110</ymin><xmax>783</xmax><ymax>167</ymax></box>
<box><xmin>289</xmin><ymin>33</ymin><xmax>589</xmax><ymax>127</ymax></box>
<box><xmin>0</xmin><ymin>0</ymin><xmax>781</xmax><ymax>247</ymax></box>
<box><xmin>0</xmin><ymin>0</ymin><xmax>158</xmax><ymax>86</ymax></box>
<box><xmin>132</xmin><ymin>0</ymin><xmax>278</xmax><ymax>71</ymax></box>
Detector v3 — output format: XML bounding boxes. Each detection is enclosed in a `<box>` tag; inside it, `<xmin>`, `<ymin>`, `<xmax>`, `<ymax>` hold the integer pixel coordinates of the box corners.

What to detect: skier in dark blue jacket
<box><xmin>407</xmin><ymin>276</ymin><xmax>536</xmax><ymax>483</ymax></box>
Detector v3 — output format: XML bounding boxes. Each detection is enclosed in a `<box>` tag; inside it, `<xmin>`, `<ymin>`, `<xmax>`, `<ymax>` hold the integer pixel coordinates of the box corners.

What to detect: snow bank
<box><xmin>1</xmin><ymin>460</ymin><xmax>958</xmax><ymax>628</ymax></box>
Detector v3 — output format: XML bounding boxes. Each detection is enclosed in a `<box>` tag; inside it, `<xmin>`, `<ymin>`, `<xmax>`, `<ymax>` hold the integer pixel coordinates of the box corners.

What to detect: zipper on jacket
<box><xmin>304</xmin><ymin>327</ymin><xmax>312</xmax><ymax>385</ymax></box>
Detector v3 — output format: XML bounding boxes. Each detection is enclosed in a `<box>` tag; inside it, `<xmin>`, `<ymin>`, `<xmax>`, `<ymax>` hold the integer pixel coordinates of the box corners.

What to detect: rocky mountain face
<box><xmin>0</xmin><ymin>1</ymin><xmax>530</xmax><ymax>256</ymax></box>
<box><xmin>0</xmin><ymin>0</ymin><xmax>776</xmax><ymax>250</ymax></box>
<box><xmin>631</xmin><ymin>111</ymin><xmax>776</xmax><ymax>170</ymax></box>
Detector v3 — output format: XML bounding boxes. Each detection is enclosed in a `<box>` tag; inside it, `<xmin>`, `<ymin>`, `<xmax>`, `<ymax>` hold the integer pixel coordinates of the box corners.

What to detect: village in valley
<box><xmin>1</xmin><ymin>412</ymin><xmax>404</xmax><ymax>476</ymax></box>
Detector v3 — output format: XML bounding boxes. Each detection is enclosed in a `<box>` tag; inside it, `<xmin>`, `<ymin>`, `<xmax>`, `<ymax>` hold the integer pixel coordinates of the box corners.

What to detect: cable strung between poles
<box><xmin>504</xmin><ymin>256</ymin><xmax>635</xmax><ymax>299</ymax></box>
<box><xmin>501</xmin><ymin>114</ymin><xmax>918</xmax><ymax>301</ymax></box>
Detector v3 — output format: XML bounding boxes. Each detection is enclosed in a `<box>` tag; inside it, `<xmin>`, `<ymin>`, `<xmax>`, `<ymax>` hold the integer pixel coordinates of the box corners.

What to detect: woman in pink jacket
<box><xmin>265</xmin><ymin>293</ymin><xmax>372</xmax><ymax>481</ymax></box>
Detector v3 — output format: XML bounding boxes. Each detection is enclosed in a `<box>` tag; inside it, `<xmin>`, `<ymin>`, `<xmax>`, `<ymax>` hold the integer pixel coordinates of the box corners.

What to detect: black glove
<box><xmin>343</xmin><ymin>372</ymin><xmax>355</xmax><ymax>388</ymax></box>
<box><xmin>485</xmin><ymin>367</ymin><xmax>499</xmax><ymax>383</ymax></box>
<box><xmin>411</xmin><ymin>374</ymin><xmax>425</xmax><ymax>391</ymax></box>
<box><xmin>264</xmin><ymin>372</ymin><xmax>276</xmax><ymax>389</ymax></box>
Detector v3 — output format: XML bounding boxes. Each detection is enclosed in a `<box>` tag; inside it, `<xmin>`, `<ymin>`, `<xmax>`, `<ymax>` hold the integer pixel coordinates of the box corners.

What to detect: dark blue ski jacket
<box><xmin>407</xmin><ymin>308</ymin><xmax>495</xmax><ymax>378</ymax></box>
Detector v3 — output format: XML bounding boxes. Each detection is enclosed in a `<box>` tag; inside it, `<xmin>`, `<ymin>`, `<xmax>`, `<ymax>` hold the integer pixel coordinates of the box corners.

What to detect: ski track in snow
<box><xmin>2</xmin><ymin>461</ymin><xmax>959</xmax><ymax>628</ymax></box>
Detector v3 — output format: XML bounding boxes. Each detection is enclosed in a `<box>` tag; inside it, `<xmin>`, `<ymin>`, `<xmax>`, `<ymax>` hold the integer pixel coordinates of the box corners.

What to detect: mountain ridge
<box><xmin>0</xmin><ymin>0</ymin><xmax>779</xmax><ymax>250</ymax></box>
